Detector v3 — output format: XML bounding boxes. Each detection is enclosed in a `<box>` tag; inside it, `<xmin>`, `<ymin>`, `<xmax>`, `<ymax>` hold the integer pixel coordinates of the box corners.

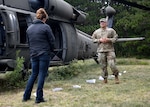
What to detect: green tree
<box><xmin>65</xmin><ymin>0</ymin><xmax>150</xmax><ymax>58</ymax></box>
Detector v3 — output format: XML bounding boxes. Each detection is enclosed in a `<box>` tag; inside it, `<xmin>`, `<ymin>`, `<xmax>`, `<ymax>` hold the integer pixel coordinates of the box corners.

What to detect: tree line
<box><xmin>65</xmin><ymin>0</ymin><xmax>150</xmax><ymax>58</ymax></box>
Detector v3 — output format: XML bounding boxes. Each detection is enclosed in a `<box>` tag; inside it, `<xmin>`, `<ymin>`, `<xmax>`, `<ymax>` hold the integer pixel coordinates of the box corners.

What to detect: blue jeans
<box><xmin>23</xmin><ymin>53</ymin><xmax>50</xmax><ymax>101</ymax></box>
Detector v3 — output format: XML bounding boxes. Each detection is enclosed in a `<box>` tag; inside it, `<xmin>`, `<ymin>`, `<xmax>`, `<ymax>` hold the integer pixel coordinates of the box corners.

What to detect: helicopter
<box><xmin>0</xmin><ymin>0</ymin><xmax>146</xmax><ymax>73</ymax></box>
<box><xmin>0</xmin><ymin>0</ymin><xmax>99</xmax><ymax>73</ymax></box>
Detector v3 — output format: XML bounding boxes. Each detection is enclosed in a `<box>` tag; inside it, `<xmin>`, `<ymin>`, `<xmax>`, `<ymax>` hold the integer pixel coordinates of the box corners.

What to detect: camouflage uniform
<box><xmin>92</xmin><ymin>27</ymin><xmax>119</xmax><ymax>79</ymax></box>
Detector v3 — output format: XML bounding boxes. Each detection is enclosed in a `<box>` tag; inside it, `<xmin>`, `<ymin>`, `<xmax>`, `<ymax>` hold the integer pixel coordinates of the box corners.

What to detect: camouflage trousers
<box><xmin>97</xmin><ymin>51</ymin><xmax>119</xmax><ymax>79</ymax></box>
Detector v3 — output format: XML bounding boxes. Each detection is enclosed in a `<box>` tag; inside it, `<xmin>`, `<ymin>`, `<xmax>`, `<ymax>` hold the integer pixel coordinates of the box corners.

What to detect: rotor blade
<box><xmin>117</xmin><ymin>37</ymin><xmax>145</xmax><ymax>42</ymax></box>
<box><xmin>112</xmin><ymin>0</ymin><xmax>150</xmax><ymax>11</ymax></box>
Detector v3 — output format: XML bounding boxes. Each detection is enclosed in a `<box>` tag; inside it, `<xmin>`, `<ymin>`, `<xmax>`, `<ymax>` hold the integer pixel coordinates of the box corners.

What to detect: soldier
<box><xmin>92</xmin><ymin>18</ymin><xmax>119</xmax><ymax>84</ymax></box>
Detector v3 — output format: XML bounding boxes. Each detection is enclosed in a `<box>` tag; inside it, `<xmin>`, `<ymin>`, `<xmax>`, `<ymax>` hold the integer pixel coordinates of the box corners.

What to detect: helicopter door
<box><xmin>1</xmin><ymin>10</ymin><xmax>20</xmax><ymax>47</ymax></box>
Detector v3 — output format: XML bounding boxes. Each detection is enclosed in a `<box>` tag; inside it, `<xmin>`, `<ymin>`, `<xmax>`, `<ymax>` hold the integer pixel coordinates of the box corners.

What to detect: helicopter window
<box><xmin>17</xmin><ymin>13</ymin><xmax>32</xmax><ymax>44</ymax></box>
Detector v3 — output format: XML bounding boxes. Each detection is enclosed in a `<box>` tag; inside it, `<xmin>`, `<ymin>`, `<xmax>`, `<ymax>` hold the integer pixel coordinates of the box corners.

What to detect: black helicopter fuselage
<box><xmin>0</xmin><ymin>0</ymin><xmax>97</xmax><ymax>72</ymax></box>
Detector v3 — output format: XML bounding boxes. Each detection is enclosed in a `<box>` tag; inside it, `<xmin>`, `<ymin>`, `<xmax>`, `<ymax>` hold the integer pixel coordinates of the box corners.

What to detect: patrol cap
<box><xmin>99</xmin><ymin>18</ymin><xmax>107</xmax><ymax>23</ymax></box>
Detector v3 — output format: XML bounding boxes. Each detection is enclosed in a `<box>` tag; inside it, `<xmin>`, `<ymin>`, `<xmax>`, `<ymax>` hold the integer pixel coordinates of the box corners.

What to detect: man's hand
<box><xmin>99</xmin><ymin>38</ymin><xmax>110</xmax><ymax>43</ymax></box>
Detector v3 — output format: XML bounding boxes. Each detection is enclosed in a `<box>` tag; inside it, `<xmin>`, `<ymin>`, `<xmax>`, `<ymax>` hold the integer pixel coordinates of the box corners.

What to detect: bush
<box><xmin>46</xmin><ymin>60</ymin><xmax>84</xmax><ymax>81</ymax></box>
<box><xmin>4</xmin><ymin>51</ymin><xmax>26</xmax><ymax>89</ymax></box>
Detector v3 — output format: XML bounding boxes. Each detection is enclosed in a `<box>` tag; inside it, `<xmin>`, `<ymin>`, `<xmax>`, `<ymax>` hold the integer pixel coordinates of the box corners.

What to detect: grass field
<box><xmin>0</xmin><ymin>58</ymin><xmax>150</xmax><ymax>107</ymax></box>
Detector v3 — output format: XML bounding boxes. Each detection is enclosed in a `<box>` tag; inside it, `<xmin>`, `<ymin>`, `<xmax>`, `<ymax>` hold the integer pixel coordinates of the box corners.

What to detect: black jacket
<box><xmin>26</xmin><ymin>19</ymin><xmax>55</xmax><ymax>57</ymax></box>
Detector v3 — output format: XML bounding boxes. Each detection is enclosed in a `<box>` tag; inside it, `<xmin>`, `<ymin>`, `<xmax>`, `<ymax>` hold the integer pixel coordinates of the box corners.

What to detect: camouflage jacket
<box><xmin>92</xmin><ymin>27</ymin><xmax>118</xmax><ymax>53</ymax></box>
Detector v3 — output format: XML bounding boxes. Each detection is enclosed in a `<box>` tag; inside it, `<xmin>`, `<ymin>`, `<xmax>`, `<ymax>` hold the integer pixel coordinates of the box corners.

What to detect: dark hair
<box><xmin>36</xmin><ymin>8</ymin><xmax>48</xmax><ymax>20</ymax></box>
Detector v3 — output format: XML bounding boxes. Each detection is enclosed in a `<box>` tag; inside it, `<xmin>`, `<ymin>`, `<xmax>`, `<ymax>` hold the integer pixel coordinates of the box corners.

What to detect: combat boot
<box><xmin>115</xmin><ymin>75</ymin><xmax>119</xmax><ymax>84</ymax></box>
<box><xmin>103</xmin><ymin>78</ymin><xmax>107</xmax><ymax>83</ymax></box>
